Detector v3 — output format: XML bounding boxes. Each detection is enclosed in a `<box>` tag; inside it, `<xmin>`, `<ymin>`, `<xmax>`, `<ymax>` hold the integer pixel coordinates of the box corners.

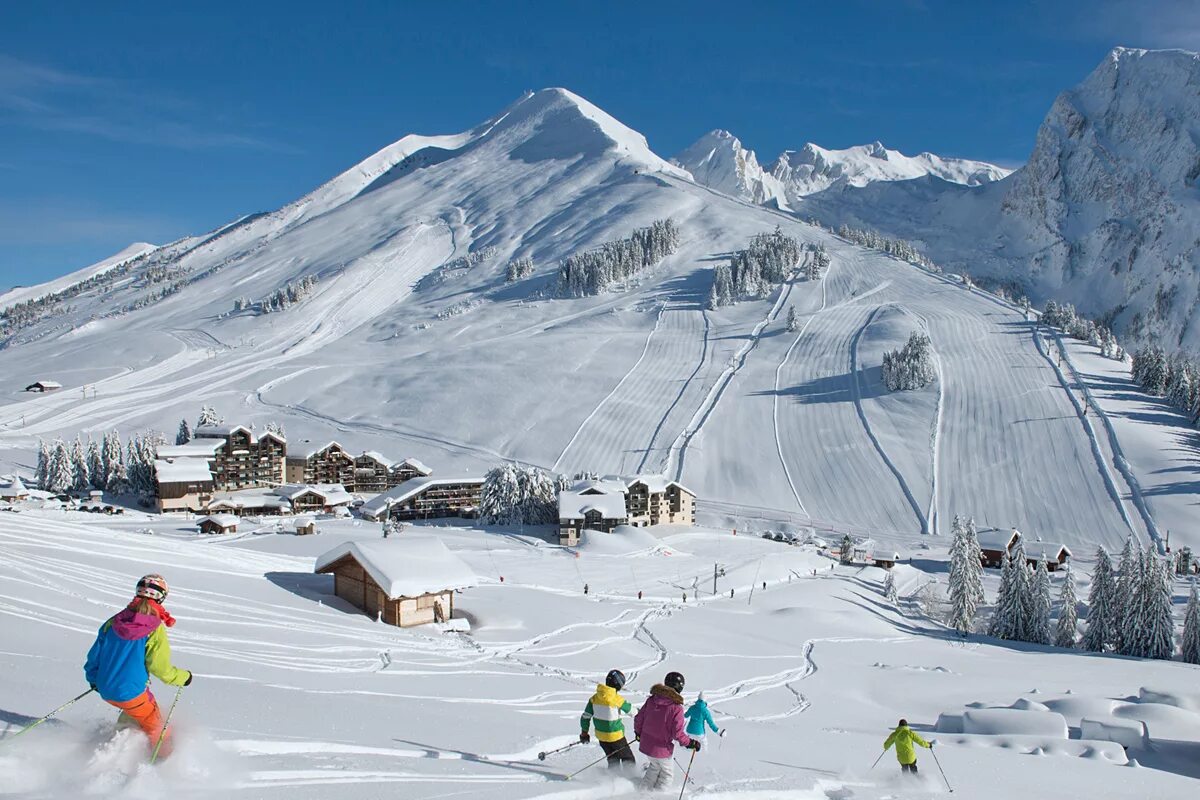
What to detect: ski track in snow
<box><xmin>847</xmin><ymin>305</ymin><xmax>927</xmax><ymax>532</ymax></box>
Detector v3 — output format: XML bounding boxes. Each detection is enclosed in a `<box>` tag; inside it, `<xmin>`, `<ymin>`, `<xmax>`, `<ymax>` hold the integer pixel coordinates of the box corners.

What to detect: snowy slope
<box><xmin>0</xmin><ymin>86</ymin><xmax>1194</xmax><ymax>552</ymax></box>
<box><xmin>0</xmin><ymin>242</ymin><xmax>158</xmax><ymax>310</ymax></box>
<box><xmin>3</xmin><ymin>513</ymin><xmax>1200</xmax><ymax>799</ymax></box>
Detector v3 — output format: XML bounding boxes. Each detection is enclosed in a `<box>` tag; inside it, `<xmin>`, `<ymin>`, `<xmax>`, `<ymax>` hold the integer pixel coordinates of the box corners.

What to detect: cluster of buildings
<box><xmin>557</xmin><ymin>475</ymin><xmax>696</xmax><ymax>545</ymax></box>
<box><xmin>154</xmin><ymin>424</ymin><xmax>437</xmax><ymax>515</ymax></box>
<box><xmin>978</xmin><ymin>528</ymin><xmax>1072</xmax><ymax>571</ymax></box>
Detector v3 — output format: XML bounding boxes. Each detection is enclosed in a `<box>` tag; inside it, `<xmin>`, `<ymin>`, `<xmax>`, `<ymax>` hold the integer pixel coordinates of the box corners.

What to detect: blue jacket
<box><xmin>684</xmin><ymin>698</ymin><xmax>719</xmax><ymax>737</ymax></box>
<box><xmin>84</xmin><ymin>608</ymin><xmax>188</xmax><ymax>703</ymax></box>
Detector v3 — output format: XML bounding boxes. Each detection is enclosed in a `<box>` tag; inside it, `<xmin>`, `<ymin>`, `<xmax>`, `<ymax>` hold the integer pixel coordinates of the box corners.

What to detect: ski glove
<box><xmin>687</xmin><ymin>740</ymin><xmax>701</xmax><ymax>752</ymax></box>
<box><xmin>183</xmin><ymin>672</ymin><xmax>193</xmax><ymax>687</ymax></box>
<box><xmin>579</xmin><ymin>732</ymin><xmax>590</xmax><ymax>744</ymax></box>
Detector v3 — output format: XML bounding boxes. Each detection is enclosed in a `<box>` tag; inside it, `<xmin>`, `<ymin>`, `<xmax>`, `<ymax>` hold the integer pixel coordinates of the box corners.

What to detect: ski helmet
<box><xmin>136</xmin><ymin>574</ymin><xmax>168</xmax><ymax>602</ymax></box>
<box><xmin>898</xmin><ymin>719</ymin><xmax>908</xmax><ymax>727</ymax></box>
<box><xmin>605</xmin><ymin>669</ymin><xmax>627</xmax><ymax>690</ymax></box>
<box><xmin>664</xmin><ymin>671</ymin><xmax>686</xmax><ymax>693</ymax></box>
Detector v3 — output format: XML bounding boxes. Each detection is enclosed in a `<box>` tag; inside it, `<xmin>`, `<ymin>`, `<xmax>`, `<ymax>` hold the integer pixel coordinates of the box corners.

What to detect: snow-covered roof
<box><xmin>1026</xmin><ymin>541</ymin><xmax>1073</xmax><ymax>561</ymax></box>
<box><xmin>315</xmin><ymin>536</ymin><xmax>476</xmax><ymax>598</ymax></box>
<box><xmin>358</xmin><ymin>451</ymin><xmax>394</xmax><ymax>468</ymax></box>
<box><xmin>194</xmin><ymin>424</ymin><xmax>251</xmax><ymax>439</ymax></box>
<box><xmin>197</xmin><ymin>514</ymin><xmax>239</xmax><ymax>528</ymax></box>
<box><xmin>157</xmin><ymin>440</ymin><xmax>223</xmax><ymax>459</ymax></box>
<box><xmin>273</xmin><ymin>483</ymin><xmax>353</xmax><ymax>506</ymax></box>
<box><xmin>559</xmin><ymin>487</ymin><xmax>628</xmax><ymax>521</ymax></box>
<box><xmin>0</xmin><ymin>476</ymin><xmax>30</xmax><ymax>498</ymax></box>
<box><xmin>977</xmin><ymin>528</ymin><xmax>1021</xmax><ymax>552</ymax></box>
<box><xmin>303</xmin><ymin>441</ymin><xmax>348</xmax><ymax>459</ymax></box>
<box><xmin>625</xmin><ymin>474</ymin><xmax>694</xmax><ymax>496</ymax></box>
<box><xmin>396</xmin><ymin>457</ymin><xmax>432</xmax><ymax>475</ymax></box>
<box><xmin>207</xmin><ymin>489</ymin><xmax>291</xmax><ymax>512</ymax></box>
<box><xmin>154</xmin><ymin>459</ymin><xmax>214</xmax><ymax>484</ymax></box>
<box><xmin>26</xmin><ymin>380</ymin><xmax>62</xmax><ymax>389</ymax></box>
<box><xmin>360</xmin><ymin>476</ymin><xmax>483</xmax><ymax>517</ymax></box>
<box><xmin>294</xmin><ymin>516</ymin><xmax>317</xmax><ymax>529</ymax></box>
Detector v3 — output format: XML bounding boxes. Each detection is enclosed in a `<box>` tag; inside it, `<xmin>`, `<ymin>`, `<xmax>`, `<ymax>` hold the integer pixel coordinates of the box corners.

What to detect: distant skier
<box><xmin>882</xmin><ymin>718</ymin><xmax>932</xmax><ymax>775</ymax></box>
<box><xmin>634</xmin><ymin>671</ymin><xmax>698</xmax><ymax>791</ymax></box>
<box><xmin>684</xmin><ymin>692</ymin><xmax>720</xmax><ymax>740</ymax></box>
<box><xmin>84</xmin><ymin>574</ymin><xmax>192</xmax><ymax>759</ymax></box>
<box><xmin>579</xmin><ymin>669</ymin><xmax>635</xmax><ymax>769</ymax></box>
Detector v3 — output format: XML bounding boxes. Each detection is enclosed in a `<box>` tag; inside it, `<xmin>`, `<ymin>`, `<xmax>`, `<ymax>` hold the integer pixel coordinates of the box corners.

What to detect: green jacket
<box><xmin>883</xmin><ymin>725</ymin><xmax>930</xmax><ymax>765</ymax></box>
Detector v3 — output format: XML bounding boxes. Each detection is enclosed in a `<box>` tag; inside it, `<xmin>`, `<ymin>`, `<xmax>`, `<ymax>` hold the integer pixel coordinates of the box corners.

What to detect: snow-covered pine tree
<box><xmin>988</xmin><ymin>549</ymin><xmax>1020</xmax><ymax>640</ymax></box>
<box><xmin>839</xmin><ymin>534</ymin><xmax>854</xmax><ymax>565</ymax></box>
<box><xmin>1175</xmin><ymin>547</ymin><xmax>1195</xmax><ymax>576</ymax></box>
<box><xmin>883</xmin><ymin>569</ymin><xmax>898</xmax><ymax>604</ymax></box>
<box><xmin>87</xmin><ymin>438</ymin><xmax>105</xmax><ymax>489</ymax></box>
<box><xmin>70</xmin><ymin>437</ymin><xmax>90</xmax><ymax>493</ymax></box>
<box><xmin>786</xmin><ymin>305</ymin><xmax>799</xmax><ymax>333</ymax></box>
<box><xmin>947</xmin><ymin>515</ymin><xmax>978</xmax><ymax>635</ymax></box>
<box><xmin>1081</xmin><ymin>547</ymin><xmax>1117</xmax><ymax>652</ymax></box>
<box><xmin>1182</xmin><ymin>583</ymin><xmax>1200</xmax><ymax>665</ymax></box>
<box><xmin>881</xmin><ymin>332</ymin><xmax>936</xmax><ymax>391</ymax></box>
<box><xmin>964</xmin><ymin>518</ymin><xmax>985</xmax><ymax>610</ymax></box>
<box><xmin>47</xmin><ymin>439</ymin><xmax>73</xmax><ymax>494</ymax></box>
<box><xmin>1134</xmin><ymin>555</ymin><xmax>1175</xmax><ymax>660</ymax></box>
<box><xmin>1114</xmin><ymin>537</ymin><xmax>1144</xmax><ymax>653</ymax></box>
<box><xmin>196</xmin><ymin>405</ymin><xmax>222</xmax><ymax>429</ymax></box>
<box><xmin>176</xmin><ymin>419</ymin><xmax>192</xmax><ymax>445</ymax></box>
<box><xmin>102</xmin><ymin>430</ymin><xmax>124</xmax><ymax>490</ymax></box>
<box><xmin>479</xmin><ymin>464</ymin><xmax>522</xmax><ymax>525</ymax></box>
<box><xmin>35</xmin><ymin>439</ymin><xmax>50</xmax><ymax>491</ymax></box>
<box><xmin>265</xmin><ymin>421</ymin><xmax>286</xmax><ymax>438</ymax></box>
<box><xmin>1030</xmin><ymin>558</ymin><xmax>1053</xmax><ymax>645</ymax></box>
<box><xmin>1055</xmin><ymin>566</ymin><xmax>1079</xmax><ymax>648</ymax></box>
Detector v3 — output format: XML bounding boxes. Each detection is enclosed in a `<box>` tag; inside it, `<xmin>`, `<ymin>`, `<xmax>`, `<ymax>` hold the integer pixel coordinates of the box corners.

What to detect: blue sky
<box><xmin>1</xmin><ymin>0</ymin><xmax>1196</xmax><ymax>288</ymax></box>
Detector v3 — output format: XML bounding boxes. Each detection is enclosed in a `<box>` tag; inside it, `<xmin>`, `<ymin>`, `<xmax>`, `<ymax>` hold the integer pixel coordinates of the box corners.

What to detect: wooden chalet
<box><xmin>197</xmin><ymin>513</ymin><xmax>239</xmax><ymax>535</ymax></box>
<box><xmin>0</xmin><ymin>476</ymin><xmax>31</xmax><ymax>501</ymax></box>
<box><xmin>24</xmin><ymin>380</ymin><xmax>62</xmax><ymax>393</ymax></box>
<box><xmin>977</xmin><ymin>528</ymin><xmax>1022</xmax><ymax>568</ymax></box>
<box><xmin>1025</xmin><ymin>541</ymin><xmax>1072</xmax><ymax>571</ymax></box>
<box><xmin>314</xmin><ymin>538</ymin><xmax>475</xmax><ymax>628</ymax></box>
<box><xmin>294</xmin><ymin>517</ymin><xmax>318</xmax><ymax>535</ymax></box>
<box><xmin>287</xmin><ymin>443</ymin><xmax>433</xmax><ymax>493</ymax></box>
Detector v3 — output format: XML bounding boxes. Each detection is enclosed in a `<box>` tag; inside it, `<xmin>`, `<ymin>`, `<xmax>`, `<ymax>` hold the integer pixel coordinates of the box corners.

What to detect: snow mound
<box><xmin>1081</xmin><ymin>716</ymin><xmax>1147</xmax><ymax>750</ymax></box>
<box><xmin>577</xmin><ymin>525</ymin><xmax>663</xmax><ymax>555</ymax></box>
<box><xmin>961</xmin><ymin>708</ymin><xmax>1068</xmax><ymax>738</ymax></box>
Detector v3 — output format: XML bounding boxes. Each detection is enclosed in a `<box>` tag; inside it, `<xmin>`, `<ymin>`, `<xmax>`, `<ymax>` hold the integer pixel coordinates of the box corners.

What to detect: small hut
<box><xmin>24</xmin><ymin>380</ymin><xmax>62</xmax><ymax>393</ymax></box>
<box><xmin>977</xmin><ymin>528</ymin><xmax>1021</xmax><ymax>568</ymax></box>
<box><xmin>1026</xmin><ymin>542</ymin><xmax>1072</xmax><ymax>571</ymax></box>
<box><xmin>197</xmin><ymin>513</ymin><xmax>239</xmax><ymax>535</ymax></box>
<box><xmin>294</xmin><ymin>517</ymin><xmax>318</xmax><ymax>536</ymax></box>
<box><xmin>314</xmin><ymin>537</ymin><xmax>475</xmax><ymax>628</ymax></box>
<box><xmin>0</xmin><ymin>476</ymin><xmax>31</xmax><ymax>502</ymax></box>
<box><xmin>871</xmin><ymin>551</ymin><xmax>901</xmax><ymax>570</ymax></box>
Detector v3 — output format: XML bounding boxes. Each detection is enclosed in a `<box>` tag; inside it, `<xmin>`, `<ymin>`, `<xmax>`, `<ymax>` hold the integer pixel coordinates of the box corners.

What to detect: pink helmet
<box><xmin>136</xmin><ymin>574</ymin><xmax>168</xmax><ymax>602</ymax></box>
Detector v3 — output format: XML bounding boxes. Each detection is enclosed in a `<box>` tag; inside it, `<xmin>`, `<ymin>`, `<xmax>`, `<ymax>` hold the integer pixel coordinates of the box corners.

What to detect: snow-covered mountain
<box><xmin>672</xmin><ymin>132</ymin><xmax>1011</xmax><ymax>207</ymax></box>
<box><xmin>0</xmin><ymin>83</ymin><xmax>1191</xmax><ymax>552</ymax></box>
<box><xmin>799</xmin><ymin>47</ymin><xmax>1200</xmax><ymax>352</ymax></box>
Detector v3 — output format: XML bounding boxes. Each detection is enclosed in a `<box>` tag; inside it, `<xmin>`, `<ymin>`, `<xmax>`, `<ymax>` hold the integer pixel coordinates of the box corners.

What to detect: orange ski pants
<box><xmin>107</xmin><ymin>689</ymin><xmax>171</xmax><ymax>757</ymax></box>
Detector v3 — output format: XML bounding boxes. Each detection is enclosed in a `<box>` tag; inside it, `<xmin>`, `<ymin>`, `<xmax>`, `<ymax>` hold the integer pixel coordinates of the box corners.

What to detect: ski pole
<box><xmin>0</xmin><ymin>688</ymin><xmax>94</xmax><ymax>748</ymax></box>
<box><xmin>149</xmin><ymin>686</ymin><xmax>184</xmax><ymax>765</ymax></box>
<box><xmin>930</xmin><ymin>745</ymin><xmax>953</xmax><ymax>793</ymax></box>
<box><xmin>672</xmin><ymin>756</ymin><xmax>697</xmax><ymax>784</ymax></box>
<box><xmin>564</xmin><ymin>737</ymin><xmax>635</xmax><ymax>780</ymax></box>
<box><xmin>538</xmin><ymin>740</ymin><xmax>583</xmax><ymax>761</ymax></box>
<box><xmin>868</xmin><ymin>748</ymin><xmax>886</xmax><ymax>770</ymax></box>
<box><xmin>678</xmin><ymin>749</ymin><xmax>698</xmax><ymax>800</ymax></box>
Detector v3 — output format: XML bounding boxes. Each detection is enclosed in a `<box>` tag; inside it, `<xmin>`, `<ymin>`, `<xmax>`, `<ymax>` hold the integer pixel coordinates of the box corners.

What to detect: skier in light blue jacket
<box><xmin>684</xmin><ymin>692</ymin><xmax>721</xmax><ymax>739</ymax></box>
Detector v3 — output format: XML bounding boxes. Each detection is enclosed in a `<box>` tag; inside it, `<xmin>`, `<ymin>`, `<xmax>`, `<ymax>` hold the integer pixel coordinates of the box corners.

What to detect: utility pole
<box><xmin>713</xmin><ymin>563</ymin><xmax>718</xmax><ymax>596</ymax></box>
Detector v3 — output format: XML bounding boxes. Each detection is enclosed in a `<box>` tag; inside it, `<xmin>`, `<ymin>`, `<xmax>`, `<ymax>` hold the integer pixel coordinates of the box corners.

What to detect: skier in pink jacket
<box><xmin>634</xmin><ymin>671</ymin><xmax>699</xmax><ymax>791</ymax></box>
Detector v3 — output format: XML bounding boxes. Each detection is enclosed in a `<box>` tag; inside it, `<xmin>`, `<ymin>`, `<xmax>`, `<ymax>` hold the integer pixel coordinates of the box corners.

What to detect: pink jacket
<box><xmin>634</xmin><ymin>684</ymin><xmax>692</xmax><ymax>758</ymax></box>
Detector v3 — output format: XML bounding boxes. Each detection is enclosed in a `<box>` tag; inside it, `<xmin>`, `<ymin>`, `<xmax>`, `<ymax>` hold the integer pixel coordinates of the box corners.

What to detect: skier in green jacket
<box><xmin>883</xmin><ymin>719</ymin><xmax>932</xmax><ymax>774</ymax></box>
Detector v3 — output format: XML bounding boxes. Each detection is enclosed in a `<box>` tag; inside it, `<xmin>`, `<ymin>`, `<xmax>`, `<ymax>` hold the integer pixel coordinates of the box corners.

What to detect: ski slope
<box><xmin>2</xmin><ymin>513</ymin><xmax>1200</xmax><ymax>799</ymax></box>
